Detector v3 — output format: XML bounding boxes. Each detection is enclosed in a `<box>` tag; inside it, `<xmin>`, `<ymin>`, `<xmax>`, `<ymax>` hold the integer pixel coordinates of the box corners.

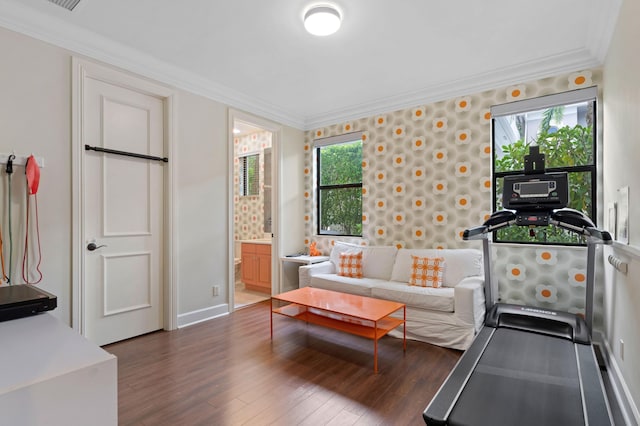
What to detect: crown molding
<box><xmin>585</xmin><ymin>0</ymin><xmax>623</xmax><ymax>62</ymax></box>
<box><xmin>0</xmin><ymin>0</ymin><xmax>306</xmax><ymax>129</ymax></box>
<box><xmin>302</xmin><ymin>2</ymin><xmax>622</xmax><ymax>130</ymax></box>
<box><xmin>0</xmin><ymin>0</ymin><xmax>621</xmax><ymax>132</ymax></box>
<box><xmin>303</xmin><ymin>47</ymin><xmax>602</xmax><ymax>130</ymax></box>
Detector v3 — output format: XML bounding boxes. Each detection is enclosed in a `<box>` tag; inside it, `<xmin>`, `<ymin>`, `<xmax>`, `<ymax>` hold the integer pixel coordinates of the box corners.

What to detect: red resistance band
<box><xmin>22</xmin><ymin>155</ymin><xmax>42</xmax><ymax>285</ymax></box>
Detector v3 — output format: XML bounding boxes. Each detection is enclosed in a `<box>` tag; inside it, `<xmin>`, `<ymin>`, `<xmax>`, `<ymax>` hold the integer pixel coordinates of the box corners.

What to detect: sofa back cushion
<box><xmin>391</xmin><ymin>248</ymin><xmax>482</xmax><ymax>287</ymax></box>
<box><xmin>330</xmin><ymin>242</ymin><xmax>398</xmax><ymax>280</ymax></box>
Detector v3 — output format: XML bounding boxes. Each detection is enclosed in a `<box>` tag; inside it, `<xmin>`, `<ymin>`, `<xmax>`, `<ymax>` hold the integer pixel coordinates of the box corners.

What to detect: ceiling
<box><xmin>0</xmin><ymin>0</ymin><xmax>622</xmax><ymax>130</ymax></box>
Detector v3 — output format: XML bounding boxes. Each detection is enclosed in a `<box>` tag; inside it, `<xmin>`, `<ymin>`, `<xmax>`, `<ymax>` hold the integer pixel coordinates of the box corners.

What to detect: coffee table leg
<box><xmin>374</xmin><ymin>330</ymin><xmax>378</xmax><ymax>374</ymax></box>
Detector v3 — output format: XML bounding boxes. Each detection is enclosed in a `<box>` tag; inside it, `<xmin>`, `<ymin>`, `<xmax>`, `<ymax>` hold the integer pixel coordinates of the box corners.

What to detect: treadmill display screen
<box><xmin>519</xmin><ymin>181</ymin><xmax>553</xmax><ymax>196</ymax></box>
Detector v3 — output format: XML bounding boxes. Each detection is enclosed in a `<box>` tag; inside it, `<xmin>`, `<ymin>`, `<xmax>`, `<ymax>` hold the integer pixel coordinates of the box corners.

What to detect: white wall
<box><xmin>0</xmin><ymin>26</ymin><xmax>304</xmax><ymax>328</ymax></box>
<box><xmin>602</xmin><ymin>0</ymin><xmax>640</xmax><ymax>420</ymax></box>
<box><xmin>279</xmin><ymin>125</ymin><xmax>306</xmax><ymax>256</ymax></box>
<box><xmin>175</xmin><ymin>90</ymin><xmax>229</xmax><ymax>315</ymax></box>
<box><xmin>0</xmin><ymin>26</ymin><xmax>73</xmax><ymax>322</ymax></box>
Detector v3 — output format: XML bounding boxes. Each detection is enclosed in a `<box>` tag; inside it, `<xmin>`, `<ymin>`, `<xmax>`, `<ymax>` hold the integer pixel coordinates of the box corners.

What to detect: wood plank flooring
<box><xmin>104</xmin><ymin>301</ymin><xmax>461</xmax><ymax>425</ymax></box>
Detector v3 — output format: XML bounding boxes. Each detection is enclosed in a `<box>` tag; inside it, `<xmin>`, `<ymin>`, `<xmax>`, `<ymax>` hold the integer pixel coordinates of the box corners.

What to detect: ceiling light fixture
<box><xmin>304</xmin><ymin>5</ymin><xmax>342</xmax><ymax>36</ymax></box>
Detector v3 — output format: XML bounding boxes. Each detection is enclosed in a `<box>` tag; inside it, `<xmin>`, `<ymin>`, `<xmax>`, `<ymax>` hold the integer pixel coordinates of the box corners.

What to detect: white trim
<box><xmin>596</xmin><ymin>334</ymin><xmax>640</xmax><ymax>425</ymax></box>
<box><xmin>71</xmin><ymin>57</ymin><xmax>178</xmax><ymax>336</ymax></box>
<box><xmin>228</xmin><ymin>109</ymin><xmax>283</xmax><ymax>309</ymax></box>
<box><xmin>312</xmin><ymin>131</ymin><xmax>363</xmax><ymax>147</ymax></box>
<box><xmin>0</xmin><ymin>1</ymin><xmax>304</xmax><ymax>129</ymax></box>
<box><xmin>177</xmin><ymin>304</ymin><xmax>229</xmax><ymax>328</ymax></box>
<box><xmin>71</xmin><ymin>57</ymin><xmax>84</xmax><ymax>332</ymax></box>
<box><xmin>304</xmin><ymin>47</ymin><xmax>601</xmax><ymax>130</ymax></box>
<box><xmin>491</xmin><ymin>86</ymin><xmax>598</xmax><ymax>117</ymax></box>
<box><xmin>165</xmin><ymin>93</ymin><xmax>179</xmax><ymax>331</ymax></box>
<box><xmin>0</xmin><ymin>0</ymin><xmax>619</xmax><ymax>131</ymax></box>
<box><xmin>586</xmin><ymin>0</ymin><xmax>624</xmax><ymax>62</ymax></box>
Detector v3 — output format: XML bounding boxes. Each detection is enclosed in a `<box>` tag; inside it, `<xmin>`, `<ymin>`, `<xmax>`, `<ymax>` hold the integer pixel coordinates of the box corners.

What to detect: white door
<box><xmin>83</xmin><ymin>76</ymin><xmax>165</xmax><ymax>346</ymax></box>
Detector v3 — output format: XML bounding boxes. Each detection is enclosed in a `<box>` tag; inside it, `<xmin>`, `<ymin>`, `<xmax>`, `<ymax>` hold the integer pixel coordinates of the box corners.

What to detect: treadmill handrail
<box><xmin>462</xmin><ymin>210</ymin><xmax>517</xmax><ymax>241</ymax></box>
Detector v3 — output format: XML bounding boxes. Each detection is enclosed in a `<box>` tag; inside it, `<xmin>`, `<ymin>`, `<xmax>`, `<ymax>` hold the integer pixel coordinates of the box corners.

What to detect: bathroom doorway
<box><xmin>231</xmin><ymin>118</ymin><xmax>274</xmax><ymax>309</ymax></box>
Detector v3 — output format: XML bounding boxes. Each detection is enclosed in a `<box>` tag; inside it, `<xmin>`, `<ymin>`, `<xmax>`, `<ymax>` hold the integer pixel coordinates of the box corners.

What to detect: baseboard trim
<box><xmin>594</xmin><ymin>331</ymin><xmax>640</xmax><ymax>425</ymax></box>
<box><xmin>177</xmin><ymin>304</ymin><xmax>229</xmax><ymax>328</ymax></box>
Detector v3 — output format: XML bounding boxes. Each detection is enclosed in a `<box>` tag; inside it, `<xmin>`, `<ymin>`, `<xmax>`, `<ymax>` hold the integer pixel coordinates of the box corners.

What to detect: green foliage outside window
<box><xmin>318</xmin><ymin>140</ymin><xmax>362</xmax><ymax>236</ymax></box>
<box><xmin>495</xmin><ymin>123</ymin><xmax>594</xmax><ymax>244</ymax></box>
<box><xmin>240</xmin><ymin>154</ymin><xmax>259</xmax><ymax>197</ymax></box>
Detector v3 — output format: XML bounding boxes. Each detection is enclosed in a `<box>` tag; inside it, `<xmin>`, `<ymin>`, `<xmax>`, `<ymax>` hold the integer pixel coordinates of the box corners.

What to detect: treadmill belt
<box><xmin>448</xmin><ymin>328</ymin><xmax>585</xmax><ymax>426</ymax></box>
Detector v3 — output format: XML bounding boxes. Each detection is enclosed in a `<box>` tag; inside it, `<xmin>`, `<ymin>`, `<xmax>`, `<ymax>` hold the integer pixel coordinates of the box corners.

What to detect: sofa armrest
<box><xmin>454</xmin><ymin>276</ymin><xmax>486</xmax><ymax>331</ymax></box>
<box><xmin>298</xmin><ymin>261</ymin><xmax>335</xmax><ymax>288</ymax></box>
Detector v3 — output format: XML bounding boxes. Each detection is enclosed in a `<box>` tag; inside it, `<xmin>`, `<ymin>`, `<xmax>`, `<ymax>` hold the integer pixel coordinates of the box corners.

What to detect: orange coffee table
<box><xmin>270</xmin><ymin>287</ymin><xmax>406</xmax><ymax>373</ymax></box>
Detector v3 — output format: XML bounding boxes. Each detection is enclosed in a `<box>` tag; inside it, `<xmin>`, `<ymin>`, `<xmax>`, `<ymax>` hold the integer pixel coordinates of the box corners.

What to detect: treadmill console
<box><xmin>503</xmin><ymin>172</ymin><xmax>568</xmax><ymax>211</ymax></box>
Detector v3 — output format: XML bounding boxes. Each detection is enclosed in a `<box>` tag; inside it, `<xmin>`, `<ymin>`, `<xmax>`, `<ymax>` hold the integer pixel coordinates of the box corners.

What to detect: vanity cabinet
<box><xmin>241</xmin><ymin>243</ymin><xmax>271</xmax><ymax>293</ymax></box>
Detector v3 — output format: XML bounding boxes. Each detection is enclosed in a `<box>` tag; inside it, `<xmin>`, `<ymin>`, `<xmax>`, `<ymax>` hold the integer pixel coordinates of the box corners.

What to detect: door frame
<box><xmin>71</xmin><ymin>57</ymin><xmax>178</xmax><ymax>334</ymax></box>
<box><xmin>228</xmin><ymin>109</ymin><xmax>282</xmax><ymax>311</ymax></box>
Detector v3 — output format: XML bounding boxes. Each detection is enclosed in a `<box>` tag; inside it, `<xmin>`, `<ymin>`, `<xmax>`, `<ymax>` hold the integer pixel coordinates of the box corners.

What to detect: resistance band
<box><xmin>0</xmin><ymin>156</ymin><xmax>9</xmax><ymax>284</ymax></box>
<box><xmin>5</xmin><ymin>154</ymin><xmax>15</xmax><ymax>285</ymax></box>
<box><xmin>22</xmin><ymin>155</ymin><xmax>43</xmax><ymax>284</ymax></box>
<box><xmin>0</xmin><ymin>220</ymin><xmax>5</xmax><ymax>283</ymax></box>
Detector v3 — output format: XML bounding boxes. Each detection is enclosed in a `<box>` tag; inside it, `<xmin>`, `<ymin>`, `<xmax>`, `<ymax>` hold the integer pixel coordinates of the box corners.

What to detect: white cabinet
<box><xmin>0</xmin><ymin>314</ymin><xmax>117</xmax><ymax>425</ymax></box>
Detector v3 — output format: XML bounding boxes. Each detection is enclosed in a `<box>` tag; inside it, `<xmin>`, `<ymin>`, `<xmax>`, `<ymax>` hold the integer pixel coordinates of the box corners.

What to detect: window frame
<box><xmin>491</xmin><ymin>87</ymin><xmax>598</xmax><ymax>246</ymax></box>
<box><xmin>314</xmin><ymin>132</ymin><xmax>363</xmax><ymax>237</ymax></box>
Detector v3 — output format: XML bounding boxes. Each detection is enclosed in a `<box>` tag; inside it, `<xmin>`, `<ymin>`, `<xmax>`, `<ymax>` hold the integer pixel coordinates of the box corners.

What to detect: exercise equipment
<box><xmin>423</xmin><ymin>147</ymin><xmax>613</xmax><ymax>425</ymax></box>
<box><xmin>22</xmin><ymin>155</ymin><xmax>43</xmax><ymax>284</ymax></box>
<box><xmin>5</xmin><ymin>154</ymin><xmax>15</xmax><ymax>284</ymax></box>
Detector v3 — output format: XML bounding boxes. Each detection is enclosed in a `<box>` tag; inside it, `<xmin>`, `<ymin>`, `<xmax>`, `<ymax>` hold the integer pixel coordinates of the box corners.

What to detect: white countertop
<box><xmin>281</xmin><ymin>255</ymin><xmax>330</xmax><ymax>264</ymax></box>
<box><xmin>0</xmin><ymin>313</ymin><xmax>115</xmax><ymax>392</ymax></box>
<box><xmin>239</xmin><ymin>239</ymin><xmax>272</xmax><ymax>245</ymax></box>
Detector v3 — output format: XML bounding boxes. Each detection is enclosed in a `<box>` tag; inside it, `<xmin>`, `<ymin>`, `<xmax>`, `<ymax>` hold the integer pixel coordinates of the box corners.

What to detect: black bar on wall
<box><xmin>85</xmin><ymin>144</ymin><xmax>169</xmax><ymax>163</ymax></box>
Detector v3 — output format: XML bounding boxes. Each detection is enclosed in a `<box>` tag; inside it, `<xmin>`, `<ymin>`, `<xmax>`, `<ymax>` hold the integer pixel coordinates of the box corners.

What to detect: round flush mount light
<box><xmin>304</xmin><ymin>5</ymin><xmax>342</xmax><ymax>36</ymax></box>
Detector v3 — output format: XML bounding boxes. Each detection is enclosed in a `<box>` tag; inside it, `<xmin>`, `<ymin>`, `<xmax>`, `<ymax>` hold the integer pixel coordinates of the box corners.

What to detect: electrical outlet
<box><xmin>213</xmin><ymin>285</ymin><xmax>220</xmax><ymax>297</ymax></box>
<box><xmin>620</xmin><ymin>339</ymin><xmax>625</xmax><ymax>361</ymax></box>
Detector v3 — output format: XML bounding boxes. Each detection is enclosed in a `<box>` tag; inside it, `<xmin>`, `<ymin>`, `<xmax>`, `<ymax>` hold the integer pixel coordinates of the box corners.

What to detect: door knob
<box><xmin>87</xmin><ymin>242</ymin><xmax>107</xmax><ymax>251</ymax></box>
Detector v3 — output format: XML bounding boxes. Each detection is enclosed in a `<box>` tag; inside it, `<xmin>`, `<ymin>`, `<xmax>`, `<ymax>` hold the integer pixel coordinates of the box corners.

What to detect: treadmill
<box><xmin>423</xmin><ymin>147</ymin><xmax>613</xmax><ymax>425</ymax></box>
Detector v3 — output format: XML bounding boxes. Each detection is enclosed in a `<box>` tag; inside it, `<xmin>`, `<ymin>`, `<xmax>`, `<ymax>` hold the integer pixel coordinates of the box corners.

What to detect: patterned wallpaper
<box><xmin>302</xmin><ymin>68</ymin><xmax>606</xmax><ymax>326</ymax></box>
<box><xmin>233</xmin><ymin>130</ymin><xmax>272</xmax><ymax>241</ymax></box>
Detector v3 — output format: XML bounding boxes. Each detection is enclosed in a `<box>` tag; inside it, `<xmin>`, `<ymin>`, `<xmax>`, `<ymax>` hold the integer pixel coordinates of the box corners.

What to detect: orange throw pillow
<box><xmin>338</xmin><ymin>252</ymin><xmax>363</xmax><ymax>278</ymax></box>
<box><xmin>409</xmin><ymin>255</ymin><xmax>445</xmax><ymax>288</ymax></box>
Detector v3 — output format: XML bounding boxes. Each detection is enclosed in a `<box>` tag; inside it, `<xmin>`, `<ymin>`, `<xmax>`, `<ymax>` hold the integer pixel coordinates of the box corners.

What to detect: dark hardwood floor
<box><xmin>105</xmin><ymin>300</ymin><xmax>461</xmax><ymax>425</ymax></box>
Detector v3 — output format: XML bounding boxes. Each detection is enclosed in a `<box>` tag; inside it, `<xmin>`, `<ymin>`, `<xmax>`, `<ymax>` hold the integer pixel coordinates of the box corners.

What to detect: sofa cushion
<box><xmin>310</xmin><ymin>274</ymin><xmax>385</xmax><ymax>297</ymax></box>
<box><xmin>361</xmin><ymin>245</ymin><xmax>398</xmax><ymax>280</ymax></box>
<box><xmin>371</xmin><ymin>282</ymin><xmax>454</xmax><ymax>312</ymax></box>
<box><xmin>329</xmin><ymin>242</ymin><xmax>362</xmax><ymax>268</ymax></box>
<box><xmin>330</xmin><ymin>242</ymin><xmax>398</xmax><ymax>280</ymax></box>
<box><xmin>391</xmin><ymin>249</ymin><xmax>482</xmax><ymax>287</ymax></box>
<box><xmin>337</xmin><ymin>251</ymin><xmax>363</xmax><ymax>278</ymax></box>
<box><xmin>409</xmin><ymin>256</ymin><xmax>445</xmax><ymax>288</ymax></box>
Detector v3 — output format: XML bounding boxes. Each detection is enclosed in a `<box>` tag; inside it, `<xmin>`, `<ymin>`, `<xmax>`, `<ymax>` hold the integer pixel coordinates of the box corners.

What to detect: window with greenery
<box><xmin>492</xmin><ymin>87</ymin><xmax>597</xmax><ymax>245</ymax></box>
<box><xmin>239</xmin><ymin>153</ymin><xmax>259</xmax><ymax>196</ymax></box>
<box><xmin>316</xmin><ymin>134</ymin><xmax>363</xmax><ymax>236</ymax></box>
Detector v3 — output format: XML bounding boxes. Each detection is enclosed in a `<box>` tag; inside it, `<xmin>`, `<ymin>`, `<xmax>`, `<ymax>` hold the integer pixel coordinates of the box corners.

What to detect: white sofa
<box><xmin>298</xmin><ymin>242</ymin><xmax>485</xmax><ymax>350</ymax></box>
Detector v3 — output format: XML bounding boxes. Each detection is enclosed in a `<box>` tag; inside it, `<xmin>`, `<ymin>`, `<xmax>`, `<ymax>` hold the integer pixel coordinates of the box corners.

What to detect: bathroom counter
<box><xmin>239</xmin><ymin>239</ymin><xmax>272</xmax><ymax>245</ymax></box>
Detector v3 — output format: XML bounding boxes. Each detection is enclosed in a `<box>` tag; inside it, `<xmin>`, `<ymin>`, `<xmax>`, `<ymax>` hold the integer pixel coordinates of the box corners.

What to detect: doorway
<box><xmin>232</xmin><ymin>119</ymin><xmax>273</xmax><ymax>309</ymax></box>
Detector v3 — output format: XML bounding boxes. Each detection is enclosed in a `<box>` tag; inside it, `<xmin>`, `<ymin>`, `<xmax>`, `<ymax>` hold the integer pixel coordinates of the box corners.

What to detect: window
<box><xmin>315</xmin><ymin>133</ymin><xmax>363</xmax><ymax>236</ymax></box>
<box><xmin>239</xmin><ymin>153</ymin><xmax>259</xmax><ymax>197</ymax></box>
<box><xmin>491</xmin><ymin>87</ymin><xmax>597</xmax><ymax>244</ymax></box>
